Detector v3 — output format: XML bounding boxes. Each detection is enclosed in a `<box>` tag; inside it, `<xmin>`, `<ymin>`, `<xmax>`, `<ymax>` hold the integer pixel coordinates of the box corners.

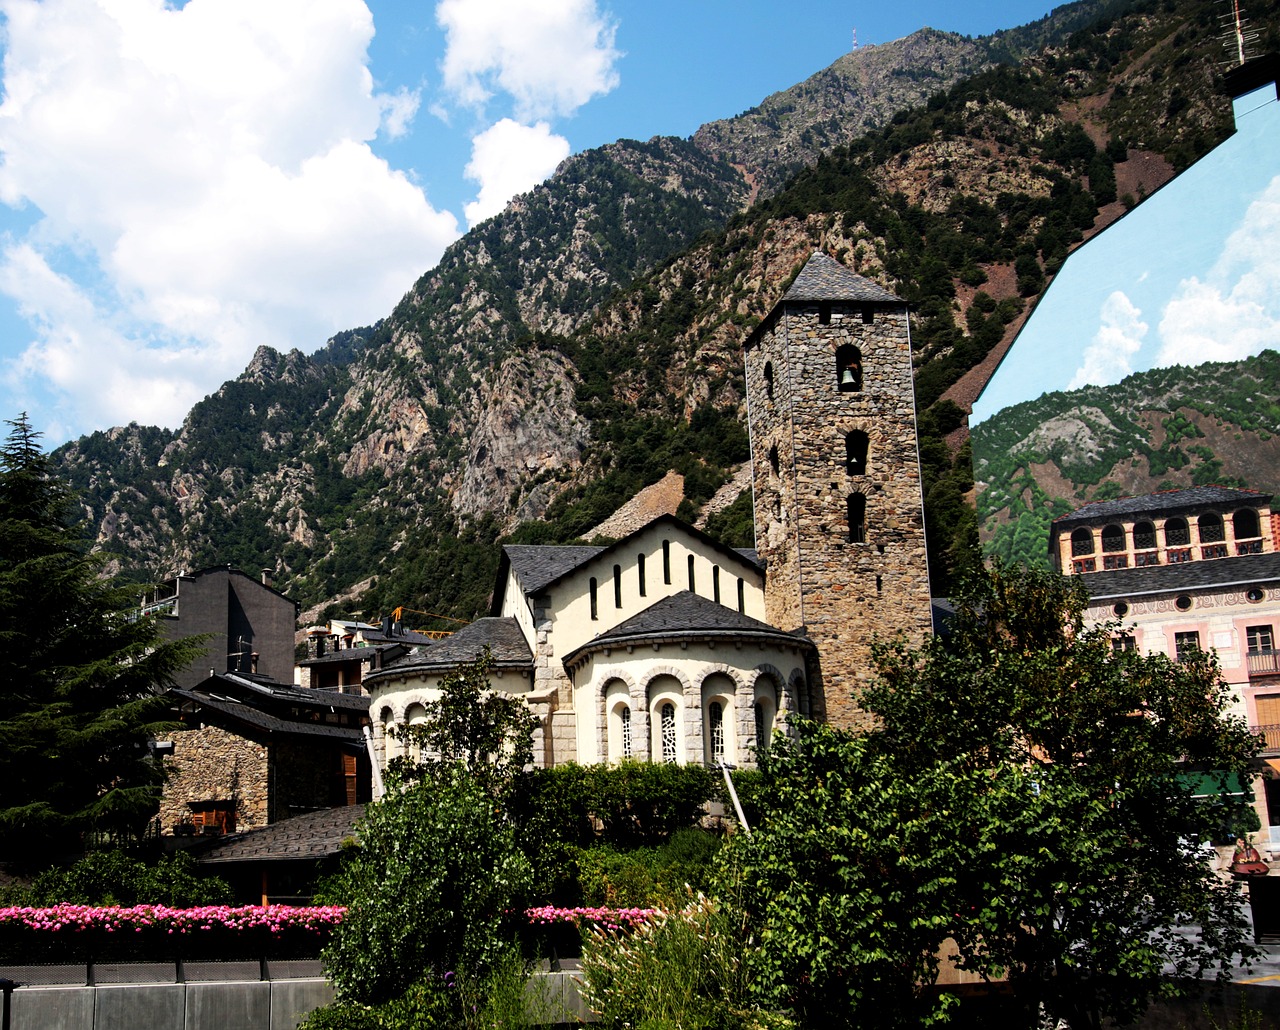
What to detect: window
<box><xmin>1202</xmin><ymin>543</ymin><xmax>1228</xmax><ymax>560</ymax></box>
<box><xmin>1175</xmin><ymin>594</ymin><xmax>1193</xmax><ymax>611</ymax></box>
<box><xmin>660</xmin><ymin>703</ymin><xmax>677</xmax><ymax>764</ymax></box>
<box><xmin>589</xmin><ymin>577</ymin><xmax>598</xmax><ymax>620</ymax></box>
<box><xmin>1198</xmin><ymin>512</ymin><xmax>1224</xmax><ymax>543</ymax></box>
<box><xmin>737</xmin><ymin>578</ymin><xmax>745</xmax><ymax>614</ymax></box>
<box><xmin>769</xmin><ymin>443</ymin><xmax>780</xmax><ymax>476</ymax></box>
<box><xmin>847</xmin><ymin>493</ymin><xmax>867</xmax><ymax>544</ymax></box>
<box><xmin>1248</xmin><ymin>626</ymin><xmax>1275</xmax><ymax>655</ymax></box>
<box><xmin>1167</xmin><ymin>548</ymin><xmax>1192</xmax><ymax>564</ymax></box>
<box><xmin>1071</xmin><ymin>528</ymin><xmax>1094</xmax><ymax>557</ymax></box>
<box><xmin>819</xmin><ymin>301</ymin><xmax>832</xmax><ymax>325</ymax></box>
<box><xmin>754</xmin><ymin>702</ymin><xmax>769</xmax><ymax>756</ymax></box>
<box><xmin>688</xmin><ymin>555</ymin><xmax>696</xmax><ymax>592</ymax></box>
<box><xmin>1072</xmin><ymin>558</ymin><xmax>1096</xmax><ymax>574</ymax></box>
<box><xmin>663</xmin><ymin>541</ymin><xmax>671</xmax><ymax>584</ymax></box>
<box><xmin>708</xmin><ymin>701</ymin><xmax>724</xmax><ymax>763</ymax></box>
<box><xmin>1165</xmin><ymin>518</ymin><xmax>1190</xmax><ymax>546</ymax></box>
<box><xmin>638</xmin><ymin>553</ymin><xmax>646</xmax><ymax>596</ymax></box>
<box><xmin>845</xmin><ymin>430</ymin><xmax>869</xmax><ymax>475</ymax></box>
<box><xmin>406</xmin><ymin>703</ymin><xmax>428</xmax><ymax>763</ymax></box>
<box><xmin>188</xmin><ymin>800</ymin><xmax>236</xmax><ymax>836</ymax></box>
<box><xmin>712</xmin><ymin>566</ymin><xmax>721</xmax><ymax>604</ymax></box>
<box><xmin>614</xmin><ymin>564</ymin><xmax>622</xmax><ymax>609</ymax></box>
<box><xmin>1135</xmin><ymin>551</ymin><xmax>1160</xmax><ymax>567</ymax></box>
<box><xmin>862</xmin><ymin>308</ymin><xmax>874</xmax><ymax>324</ymax></box>
<box><xmin>619</xmin><ymin>707</ymin><xmax>632</xmax><ymax>758</ymax></box>
<box><xmin>1133</xmin><ymin>521</ymin><xmax>1156</xmax><ymax>549</ymax></box>
<box><xmin>1111</xmin><ymin>633</ymin><xmax>1136</xmax><ymax>653</ymax></box>
<box><xmin>763</xmin><ymin>361</ymin><xmax>774</xmax><ymax>401</ymax></box>
<box><xmin>1235</xmin><ymin>508</ymin><xmax>1262</xmax><ymax>540</ymax></box>
<box><xmin>1103</xmin><ymin>554</ymin><xmax>1128</xmax><ymax>570</ymax></box>
<box><xmin>1101</xmin><ymin>524</ymin><xmax>1125</xmax><ymax>552</ymax></box>
<box><xmin>836</xmin><ymin>344</ymin><xmax>862</xmax><ymax>392</ymax></box>
<box><xmin>1174</xmin><ymin>631</ymin><xmax>1201</xmax><ymax>662</ymax></box>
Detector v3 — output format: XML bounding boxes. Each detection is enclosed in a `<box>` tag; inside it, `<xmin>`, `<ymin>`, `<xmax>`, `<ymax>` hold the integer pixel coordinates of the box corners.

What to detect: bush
<box><xmin>575</xmin><ymin>828</ymin><xmax>722</xmax><ymax>907</ymax></box>
<box><xmin>0</xmin><ymin>850</ymin><xmax>231</xmax><ymax>907</ymax></box>
<box><xmin>322</xmin><ymin>765</ymin><xmax>532</xmax><ymax>1005</ymax></box>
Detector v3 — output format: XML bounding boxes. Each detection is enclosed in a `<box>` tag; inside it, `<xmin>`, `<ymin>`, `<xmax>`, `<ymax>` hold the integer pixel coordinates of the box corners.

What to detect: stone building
<box><xmin>158</xmin><ymin>672</ymin><xmax>371</xmax><ymax>835</ymax></box>
<box><xmin>364</xmin><ymin>252</ymin><xmax>933</xmax><ymax>777</ymax></box>
<box><xmin>742</xmin><ymin>252</ymin><xmax>933</xmax><ymax>727</ymax></box>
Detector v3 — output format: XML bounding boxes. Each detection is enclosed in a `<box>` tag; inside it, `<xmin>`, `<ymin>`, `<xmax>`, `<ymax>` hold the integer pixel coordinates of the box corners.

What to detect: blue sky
<box><xmin>973</xmin><ymin>81</ymin><xmax>1280</xmax><ymax>424</ymax></box>
<box><xmin>0</xmin><ymin>0</ymin><xmax>1055</xmax><ymax>447</ymax></box>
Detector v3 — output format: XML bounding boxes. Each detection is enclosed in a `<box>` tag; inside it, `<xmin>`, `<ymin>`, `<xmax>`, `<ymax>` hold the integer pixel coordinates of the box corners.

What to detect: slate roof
<box><xmin>502</xmin><ymin>545</ymin><xmax>604</xmax><ymax>595</ymax></box>
<box><xmin>563</xmin><ymin>590</ymin><xmax>812</xmax><ymax>667</ymax></box>
<box><xmin>358</xmin><ymin>626</ymin><xmax>440</xmax><ymax>647</ymax></box>
<box><xmin>367</xmin><ymin>617</ymin><xmax>532</xmax><ymax>680</ymax></box>
<box><xmin>170</xmin><ymin>688</ymin><xmax>366</xmax><ymax>743</ymax></box>
<box><xmin>1078</xmin><ymin>551</ymin><xmax>1280</xmax><ymax>601</ymax></box>
<box><xmin>781</xmin><ymin>251</ymin><xmax>902</xmax><ymax>304</ymax></box>
<box><xmin>1053</xmin><ymin>487</ymin><xmax>1270</xmax><ymax>530</ymax></box>
<box><xmin>196</xmin><ymin>805</ymin><xmax>363</xmax><ymax>865</ymax></box>
<box><xmin>210</xmin><ymin>673</ymin><xmax>371</xmax><ymax>712</ymax></box>
<box><xmin>297</xmin><ymin>644</ymin><xmax>405</xmax><ymax>668</ymax></box>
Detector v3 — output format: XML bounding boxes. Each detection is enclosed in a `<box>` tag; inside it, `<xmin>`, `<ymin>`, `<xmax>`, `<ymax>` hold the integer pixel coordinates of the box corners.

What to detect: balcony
<box><xmin>1239</xmin><ymin>539</ymin><xmax>1264</xmax><ymax>555</ymax></box>
<box><xmin>1251</xmin><ymin>723</ymin><xmax>1280</xmax><ymax>755</ymax></box>
<box><xmin>1247</xmin><ymin>650</ymin><xmax>1280</xmax><ymax>677</ymax></box>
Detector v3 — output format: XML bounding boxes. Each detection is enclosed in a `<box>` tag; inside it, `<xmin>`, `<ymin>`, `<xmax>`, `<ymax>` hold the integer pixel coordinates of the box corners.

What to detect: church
<box><xmin>364</xmin><ymin>252</ymin><xmax>934</xmax><ymax>775</ymax></box>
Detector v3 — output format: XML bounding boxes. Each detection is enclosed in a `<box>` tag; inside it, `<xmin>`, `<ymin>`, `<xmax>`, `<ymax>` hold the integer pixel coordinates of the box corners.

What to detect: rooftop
<box><xmin>1054</xmin><ymin>487</ymin><xmax>1271</xmax><ymax>529</ymax></box>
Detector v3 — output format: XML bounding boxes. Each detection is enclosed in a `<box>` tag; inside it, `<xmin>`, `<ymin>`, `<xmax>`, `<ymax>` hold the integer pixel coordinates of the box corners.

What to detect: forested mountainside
<box><xmin>51</xmin><ymin>0</ymin><xmax>1280</xmax><ymax>629</ymax></box>
<box><xmin>975</xmin><ymin>351</ymin><xmax>1280</xmax><ymax>570</ymax></box>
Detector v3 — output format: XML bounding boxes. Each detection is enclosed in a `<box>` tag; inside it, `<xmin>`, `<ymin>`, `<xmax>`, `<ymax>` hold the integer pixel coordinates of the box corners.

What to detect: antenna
<box><xmin>851</xmin><ymin>27</ymin><xmax>859</xmax><ymax>51</ymax></box>
<box><xmin>1218</xmin><ymin>0</ymin><xmax>1259</xmax><ymax>68</ymax></box>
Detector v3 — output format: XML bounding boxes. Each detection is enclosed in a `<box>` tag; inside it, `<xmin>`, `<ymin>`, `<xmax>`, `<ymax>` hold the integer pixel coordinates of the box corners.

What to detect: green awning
<box><xmin>1177</xmin><ymin>770</ymin><xmax>1252</xmax><ymax>799</ymax></box>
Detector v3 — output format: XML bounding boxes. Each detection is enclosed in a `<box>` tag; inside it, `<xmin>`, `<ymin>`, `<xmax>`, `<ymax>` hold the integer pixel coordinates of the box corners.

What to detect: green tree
<box><xmin>729</xmin><ymin>562</ymin><xmax>1260</xmax><ymax>1028</ymax></box>
<box><xmin>0</xmin><ymin>414</ymin><xmax>203</xmax><ymax>861</ymax></box>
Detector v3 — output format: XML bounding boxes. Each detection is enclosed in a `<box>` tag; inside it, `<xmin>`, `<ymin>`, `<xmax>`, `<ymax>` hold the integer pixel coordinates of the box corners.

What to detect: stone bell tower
<box><xmin>743</xmin><ymin>251</ymin><xmax>932</xmax><ymax>729</ymax></box>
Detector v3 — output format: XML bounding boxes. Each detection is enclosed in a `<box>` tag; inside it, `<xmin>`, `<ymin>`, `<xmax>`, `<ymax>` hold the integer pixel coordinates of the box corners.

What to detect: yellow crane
<box><xmin>389</xmin><ymin>606</ymin><xmax>469</xmax><ymax>640</ymax></box>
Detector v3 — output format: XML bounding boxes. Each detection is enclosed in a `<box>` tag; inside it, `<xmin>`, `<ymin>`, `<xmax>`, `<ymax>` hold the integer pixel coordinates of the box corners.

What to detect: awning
<box><xmin>1177</xmin><ymin>770</ymin><xmax>1253</xmax><ymax>799</ymax></box>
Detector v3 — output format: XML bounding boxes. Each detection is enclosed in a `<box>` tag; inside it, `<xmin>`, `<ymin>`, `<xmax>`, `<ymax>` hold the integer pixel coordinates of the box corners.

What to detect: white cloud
<box><xmin>1068</xmin><ymin>290</ymin><xmax>1148</xmax><ymax>389</ymax></box>
<box><xmin>463</xmin><ymin>118</ymin><xmax>569</xmax><ymax>226</ymax></box>
<box><xmin>0</xmin><ymin>0</ymin><xmax>461</xmax><ymax>435</ymax></box>
<box><xmin>436</xmin><ymin>0</ymin><xmax>620</xmax><ymax>121</ymax></box>
<box><xmin>1156</xmin><ymin>175</ymin><xmax>1280</xmax><ymax>367</ymax></box>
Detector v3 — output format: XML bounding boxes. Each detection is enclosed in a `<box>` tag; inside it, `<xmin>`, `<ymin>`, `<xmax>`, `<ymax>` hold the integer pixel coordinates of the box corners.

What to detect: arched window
<box><xmin>1165</xmin><ymin>518</ymin><xmax>1190</xmax><ymax>546</ymax></box>
<box><xmin>1101</xmin><ymin>525</ymin><xmax>1125</xmax><ymax>552</ymax></box>
<box><xmin>754</xmin><ymin>676</ymin><xmax>778</xmax><ymax>762</ymax></box>
<box><xmin>619</xmin><ymin>707</ymin><xmax>632</xmax><ymax>759</ymax></box>
<box><xmin>406</xmin><ymin>703</ymin><xmax>428</xmax><ymax>763</ymax></box>
<box><xmin>1071</xmin><ymin>528</ymin><xmax>1094</xmax><ymax>556</ymax></box>
<box><xmin>712</xmin><ymin>566</ymin><xmax>721</xmax><ymax>604</ymax></box>
<box><xmin>1133</xmin><ymin>521</ymin><xmax>1156</xmax><ymax>549</ymax></box>
<box><xmin>845</xmin><ymin>430</ymin><xmax>869</xmax><ymax>475</ymax></box>
<box><xmin>663</xmin><ymin>540</ymin><xmax>671</xmax><ymax>583</ymax></box>
<box><xmin>708</xmin><ymin>701</ymin><xmax>724</xmax><ymax>763</ymax></box>
<box><xmin>688</xmin><ymin>555</ymin><xmax>696</xmax><ymax>592</ymax></box>
<box><xmin>847</xmin><ymin>493</ymin><xmax>867</xmax><ymax>544</ymax></box>
<box><xmin>763</xmin><ymin>361</ymin><xmax>774</xmax><ymax>401</ymax></box>
<box><xmin>660</xmin><ymin>703</ymin><xmax>677</xmax><ymax>764</ymax></box>
<box><xmin>1235</xmin><ymin>509</ymin><xmax>1261</xmax><ymax>539</ymax></box>
<box><xmin>737</xmin><ymin>578</ymin><xmax>745</xmax><ymax>614</ymax></box>
<box><xmin>637</xmin><ymin>553</ymin><xmax>646</xmax><ymax>596</ymax></box>
<box><xmin>1198</xmin><ymin>513</ymin><xmax>1224</xmax><ymax>543</ymax></box>
<box><xmin>614</xmin><ymin>564</ymin><xmax>623</xmax><ymax>608</ymax></box>
<box><xmin>836</xmin><ymin>344</ymin><xmax>862</xmax><ymax>392</ymax></box>
<box><xmin>754</xmin><ymin>703</ymin><xmax>767</xmax><ymax>756</ymax></box>
<box><xmin>589</xmin><ymin>577</ymin><xmax>598</xmax><ymax>620</ymax></box>
<box><xmin>380</xmin><ymin>706</ymin><xmax>399</xmax><ymax>764</ymax></box>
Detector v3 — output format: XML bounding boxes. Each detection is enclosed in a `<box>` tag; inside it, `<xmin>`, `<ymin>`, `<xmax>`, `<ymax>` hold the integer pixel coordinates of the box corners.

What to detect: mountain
<box><xmin>975</xmin><ymin>350</ymin><xmax>1280</xmax><ymax>570</ymax></box>
<box><xmin>50</xmin><ymin>0</ymin><xmax>1280</xmax><ymax>628</ymax></box>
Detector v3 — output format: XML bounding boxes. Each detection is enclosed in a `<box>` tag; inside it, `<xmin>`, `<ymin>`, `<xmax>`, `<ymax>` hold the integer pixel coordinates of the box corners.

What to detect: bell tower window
<box><xmin>836</xmin><ymin>345</ymin><xmax>862</xmax><ymax>393</ymax></box>
<box><xmin>847</xmin><ymin>493</ymin><xmax>867</xmax><ymax>544</ymax></box>
<box><xmin>845</xmin><ymin>430</ymin><xmax>869</xmax><ymax>475</ymax></box>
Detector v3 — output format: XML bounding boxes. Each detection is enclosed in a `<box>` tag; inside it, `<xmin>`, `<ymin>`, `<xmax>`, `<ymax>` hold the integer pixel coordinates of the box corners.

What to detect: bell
<box><xmin>840</xmin><ymin>367</ymin><xmax>858</xmax><ymax>388</ymax></box>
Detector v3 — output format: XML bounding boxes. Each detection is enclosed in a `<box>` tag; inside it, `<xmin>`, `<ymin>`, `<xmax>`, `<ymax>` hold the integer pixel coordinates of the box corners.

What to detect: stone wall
<box><xmin>745</xmin><ymin>299</ymin><xmax>933</xmax><ymax>729</ymax></box>
<box><xmin>158</xmin><ymin>725</ymin><xmax>269</xmax><ymax>833</ymax></box>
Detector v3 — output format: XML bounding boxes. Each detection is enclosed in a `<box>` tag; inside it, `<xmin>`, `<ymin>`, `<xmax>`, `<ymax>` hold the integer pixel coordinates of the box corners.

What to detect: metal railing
<box><xmin>1250</xmin><ymin>723</ymin><xmax>1280</xmax><ymax>754</ymax></box>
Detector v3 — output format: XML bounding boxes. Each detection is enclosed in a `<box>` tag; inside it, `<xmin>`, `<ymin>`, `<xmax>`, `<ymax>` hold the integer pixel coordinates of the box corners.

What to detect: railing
<box><xmin>1250</xmin><ymin>723</ymin><xmax>1280</xmax><ymax>754</ymax></box>
<box><xmin>1239</xmin><ymin>539</ymin><xmax>1264</xmax><ymax>555</ymax></box>
<box><xmin>1246</xmin><ymin>651</ymin><xmax>1280</xmax><ymax>677</ymax></box>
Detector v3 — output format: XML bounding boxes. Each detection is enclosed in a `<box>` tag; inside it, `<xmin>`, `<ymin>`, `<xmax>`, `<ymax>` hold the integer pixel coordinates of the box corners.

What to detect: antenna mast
<box><xmin>1218</xmin><ymin>0</ymin><xmax>1259</xmax><ymax>67</ymax></box>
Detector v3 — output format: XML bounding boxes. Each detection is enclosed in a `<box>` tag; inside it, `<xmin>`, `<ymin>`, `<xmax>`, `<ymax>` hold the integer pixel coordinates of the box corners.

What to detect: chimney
<box><xmin>382</xmin><ymin>615</ymin><xmax>394</xmax><ymax>637</ymax></box>
<box><xmin>261</xmin><ymin>568</ymin><xmax>274</xmax><ymax>588</ymax></box>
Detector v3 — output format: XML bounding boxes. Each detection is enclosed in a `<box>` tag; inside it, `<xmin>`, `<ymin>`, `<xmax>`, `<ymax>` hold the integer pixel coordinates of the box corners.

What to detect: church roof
<box><xmin>781</xmin><ymin>251</ymin><xmax>902</xmax><ymax>304</ymax></box>
<box><xmin>367</xmin><ymin>617</ymin><xmax>532</xmax><ymax>680</ymax></box>
<box><xmin>502</xmin><ymin>545</ymin><xmax>604</xmax><ymax>594</ymax></box>
<box><xmin>1053</xmin><ymin>486</ymin><xmax>1270</xmax><ymax>529</ymax></box>
<box><xmin>562</xmin><ymin>590</ymin><xmax>812</xmax><ymax>668</ymax></box>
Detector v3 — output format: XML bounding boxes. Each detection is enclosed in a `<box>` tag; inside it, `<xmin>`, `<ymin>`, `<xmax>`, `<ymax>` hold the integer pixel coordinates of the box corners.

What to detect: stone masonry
<box><xmin>744</xmin><ymin>252</ymin><xmax>933</xmax><ymax>728</ymax></box>
<box><xmin>158</xmin><ymin>724</ymin><xmax>269</xmax><ymax>832</ymax></box>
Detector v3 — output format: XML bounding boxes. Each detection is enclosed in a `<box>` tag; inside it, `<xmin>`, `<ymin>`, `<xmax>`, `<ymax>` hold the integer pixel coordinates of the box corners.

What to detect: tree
<box><xmin>729</xmin><ymin>562</ymin><xmax>1259</xmax><ymax>1028</ymax></box>
<box><xmin>0</xmin><ymin>414</ymin><xmax>203</xmax><ymax>861</ymax></box>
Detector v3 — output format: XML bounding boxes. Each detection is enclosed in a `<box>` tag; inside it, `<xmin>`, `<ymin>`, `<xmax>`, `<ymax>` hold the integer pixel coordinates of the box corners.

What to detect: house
<box><xmin>364</xmin><ymin>252</ymin><xmax>934</xmax><ymax>778</ymax></box>
<box><xmin>1051</xmin><ymin>486</ymin><xmax>1280</xmax><ymax>846</ymax></box>
<box><xmin>158</xmin><ymin>671</ymin><xmax>371</xmax><ymax>837</ymax></box>
<box><xmin>141</xmin><ymin>565</ymin><xmax>299</xmax><ymax>689</ymax></box>
<box><xmin>295</xmin><ymin>617</ymin><xmax>437</xmax><ymax>694</ymax></box>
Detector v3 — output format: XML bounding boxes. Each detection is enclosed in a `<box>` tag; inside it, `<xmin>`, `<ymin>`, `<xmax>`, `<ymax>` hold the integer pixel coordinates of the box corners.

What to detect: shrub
<box><xmin>0</xmin><ymin>850</ymin><xmax>231</xmax><ymax>907</ymax></box>
<box><xmin>575</xmin><ymin>828</ymin><xmax>722</xmax><ymax>907</ymax></box>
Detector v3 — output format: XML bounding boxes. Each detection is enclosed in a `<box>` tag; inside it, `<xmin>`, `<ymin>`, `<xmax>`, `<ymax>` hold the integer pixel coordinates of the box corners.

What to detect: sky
<box><xmin>0</xmin><ymin>0</ymin><xmax>1056</xmax><ymax>448</ymax></box>
<box><xmin>972</xmin><ymin>81</ymin><xmax>1280</xmax><ymax>424</ymax></box>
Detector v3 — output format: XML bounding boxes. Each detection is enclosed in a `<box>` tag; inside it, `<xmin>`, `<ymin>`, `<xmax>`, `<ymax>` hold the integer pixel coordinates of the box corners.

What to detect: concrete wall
<box><xmin>5</xmin><ymin>978</ymin><xmax>333</xmax><ymax>1030</ymax></box>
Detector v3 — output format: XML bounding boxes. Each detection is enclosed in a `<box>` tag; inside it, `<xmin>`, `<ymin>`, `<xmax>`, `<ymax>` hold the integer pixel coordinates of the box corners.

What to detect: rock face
<box><xmin>744</xmin><ymin>255</ymin><xmax>932</xmax><ymax>729</ymax></box>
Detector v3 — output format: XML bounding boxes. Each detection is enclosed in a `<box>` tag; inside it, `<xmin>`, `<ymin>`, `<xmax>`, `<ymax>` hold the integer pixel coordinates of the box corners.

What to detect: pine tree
<box><xmin>0</xmin><ymin>414</ymin><xmax>203</xmax><ymax>863</ymax></box>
